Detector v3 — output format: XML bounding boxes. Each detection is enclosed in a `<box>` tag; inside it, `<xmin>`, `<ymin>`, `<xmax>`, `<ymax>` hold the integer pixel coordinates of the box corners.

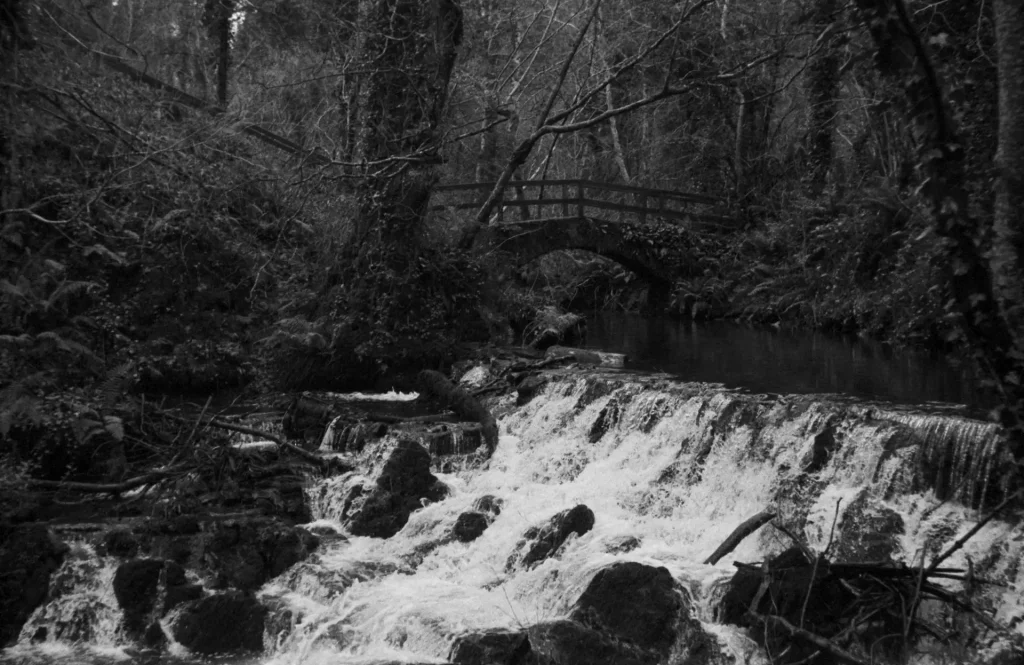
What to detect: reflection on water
<box><xmin>585</xmin><ymin>313</ymin><xmax>989</xmax><ymax>407</ymax></box>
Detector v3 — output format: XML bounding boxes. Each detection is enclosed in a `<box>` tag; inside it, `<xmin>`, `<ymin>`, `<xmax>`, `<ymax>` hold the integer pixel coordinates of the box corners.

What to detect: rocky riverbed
<box><xmin>3</xmin><ymin>363</ymin><xmax>1023</xmax><ymax>664</ymax></box>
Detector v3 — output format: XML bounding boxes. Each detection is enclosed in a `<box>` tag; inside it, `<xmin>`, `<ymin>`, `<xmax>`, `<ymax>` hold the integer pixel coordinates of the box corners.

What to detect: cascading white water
<box><xmin>4</xmin><ymin>374</ymin><xmax>1022</xmax><ymax>664</ymax></box>
<box><xmin>255</xmin><ymin>374</ymin><xmax>1024</xmax><ymax>664</ymax></box>
<box><xmin>1</xmin><ymin>542</ymin><xmax>131</xmax><ymax>664</ymax></box>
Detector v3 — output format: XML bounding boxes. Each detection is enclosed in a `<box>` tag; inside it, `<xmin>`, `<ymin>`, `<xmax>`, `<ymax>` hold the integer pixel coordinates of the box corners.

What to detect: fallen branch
<box><xmin>749</xmin><ymin>612</ymin><xmax>871</xmax><ymax>665</ymax></box>
<box><xmin>27</xmin><ymin>465</ymin><xmax>187</xmax><ymax>494</ymax></box>
<box><xmin>202</xmin><ymin>418</ymin><xmax>328</xmax><ymax>468</ymax></box>
<box><xmin>418</xmin><ymin>370</ymin><xmax>499</xmax><ymax>453</ymax></box>
<box><xmin>161</xmin><ymin>411</ymin><xmax>328</xmax><ymax>469</ymax></box>
<box><xmin>704</xmin><ymin>510</ymin><xmax>776</xmax><ymax>565</ymax></box>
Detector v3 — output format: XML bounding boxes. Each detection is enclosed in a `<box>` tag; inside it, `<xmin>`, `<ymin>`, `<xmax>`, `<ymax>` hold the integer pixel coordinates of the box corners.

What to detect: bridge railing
<box><xmin>430</xmin><ymin>179</ymin><xmax>737</xmax><ymax>230</ymax></box>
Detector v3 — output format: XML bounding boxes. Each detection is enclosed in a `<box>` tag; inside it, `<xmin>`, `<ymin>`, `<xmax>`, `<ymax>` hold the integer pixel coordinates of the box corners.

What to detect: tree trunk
<box><xmin>806</xmin><ymin>0</ymin><xmax>839</xmax><ymax>190</ymax></box>
<box><xmin>993</xmin><ymin>0</ymin><xmax>1024</xmax><ymax>342</ymax></box>
<box><xmin>348</xmin><ymin>0</ymin><xmax>463</xmax><ymax>263</ymax></box>
<box><xmin>203</xmin><ymin>0</ymin><xmax>233</xmax><ymax>108</ymax></box>
<box><xmin>854</xmin><ymin>0</ymin><xmax>1024</xmax><ymax>462</ymax></box>
<box><xmin>215</xmin><ymin>0</ymin><xmax>232</xmax><ymax>108</ymax></box>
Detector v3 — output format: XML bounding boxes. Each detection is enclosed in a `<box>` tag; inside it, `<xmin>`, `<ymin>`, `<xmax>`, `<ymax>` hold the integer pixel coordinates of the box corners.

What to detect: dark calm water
<box><xmin>585</xmin><ymin>313</ymin><xmax>990</xmax><ymax>407</ymax></box>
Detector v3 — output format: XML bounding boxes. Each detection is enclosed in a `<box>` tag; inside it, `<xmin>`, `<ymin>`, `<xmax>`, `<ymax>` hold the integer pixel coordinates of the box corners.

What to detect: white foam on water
<box><xmin>326</xmin><ymin>390</ymin><xmax>420</xmax><ymax>402</ymax></box>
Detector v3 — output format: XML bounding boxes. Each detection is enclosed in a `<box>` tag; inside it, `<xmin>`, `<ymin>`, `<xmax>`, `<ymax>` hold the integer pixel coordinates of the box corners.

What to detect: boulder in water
<box><xmin>198</xmin><ymin>518</ymin><xmax>319</xmax><ymax>590</ymax></box>
<box><xmin>114</xmin><ymin>558</ymin><xmax>204</xmax><ymax>636</ymax></box>
<box><xmin>170</xmin><ymin>590</ymin><xmax>266</xmax><ymax>654</ymax></box>
<box><xmin>472</xmin><ymin>494</ymin><xmax>503</xmax><ymax>516</ymax></box>
<box><xmin>603</xmin><ymin>535</ymin><xmax>641</xmax><ymax>553</ymax></box>
<box><xmin>516</xmin><ymin>374</ymin><xmax>549</xmax><ymax>405</ymax></box>
<box><xmin>506</xmin><ymin>504</ymin><xmax>595</xmax><ymax>571</ymax></box>
<box><xmin>526</xmin><ymin>619</ymin><xmax>656</xmax><ymax>665</ymax></box>
<box><xmin>0</xmin><ymin>525</ymin><xmax>68</xmax><ymax>647</ymax></box>
<box><xmin>829</xmin><ymin>492</ymin><xmax>904</xmax><ymax>563</ymax></box>
<box><xmin>345</xmin><ymin>439</ymin><xmax>449</xmax><ymax>538</ymax></box>
<box><xmin>101</xmin><ymin>528</ymin><xmax>139</xmax><ymax>558</ymax></box>
<box><xmin>569</xmin><ymin>562</ymin><xmax>683</xmax><ymax>655</ymax></box>
<box><xmin>113</xmin><ymin>558</ymin><xmax>165</xmax><ymax>634</ymax></box>
<box><xmin>452</xmin><ymin>511</ymin><xmax>490</xmax><ymax>542</ymax></box>
<box><xmin>448</xmin><ymin>628</ymin><xmax>531</xmax><ymax>664</ymax></box>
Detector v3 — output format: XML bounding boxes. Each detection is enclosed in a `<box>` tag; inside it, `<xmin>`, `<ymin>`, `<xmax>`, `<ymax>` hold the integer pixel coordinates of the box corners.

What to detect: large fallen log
<box><xmin>704</xmin><ymin>510</ymin><xmax>776</xmax><ymax>565</ymax></box>
<box><xmin>27</xmin><ymin>465</ymin><xmax>187</xmax><ymax>494</ymax></box>
<box><xmin>544</xmin><ymin>345</ymin><xmax>627</xmax><ymax>367</ymax></box>
<box><xmin>418</xmin><ymin>370</ymin><xmax>499</xmax><ymax>454</ymax></box>
<box><xmin>160</xmin><ymin>411</ymin><xmax>332</xmax><ymax>470</ymax></box>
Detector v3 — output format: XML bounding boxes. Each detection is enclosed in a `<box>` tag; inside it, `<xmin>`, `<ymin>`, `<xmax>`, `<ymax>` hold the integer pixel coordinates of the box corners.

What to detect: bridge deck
<box><xmin>431</xmin><ymin>179</ymin><xmax>736</xmax><ymax>230</ymax></box>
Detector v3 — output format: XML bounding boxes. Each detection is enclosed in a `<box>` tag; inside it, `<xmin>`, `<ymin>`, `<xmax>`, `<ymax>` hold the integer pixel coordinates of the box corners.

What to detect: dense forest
<box><xmin>1</xmin><ymin>0</ymin><xmax>1022</xmax><ymax>494</ymax></box>
<box><xmin>4</xmin><ymin>1</ymin><xmax>1024</xmax><ymax>662</ymax></box>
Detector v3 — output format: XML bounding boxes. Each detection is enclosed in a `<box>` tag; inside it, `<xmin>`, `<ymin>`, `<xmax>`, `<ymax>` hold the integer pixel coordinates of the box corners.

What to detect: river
<box><xmin>585</xmin><ymin>313</ymin><xmax>988</xmax><ymax>407</ymax></box>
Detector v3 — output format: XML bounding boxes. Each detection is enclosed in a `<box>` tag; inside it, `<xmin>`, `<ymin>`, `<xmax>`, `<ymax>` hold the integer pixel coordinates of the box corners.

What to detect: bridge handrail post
<box><xmin>577</xmin><ymin>182</ymin><xmax>585</xmax><ymax>219</ymax></box>
<box><xmin>637</xmin><ymin>191</ymin><xmax>647</xmax><ymax>225</ymax></box>
<box><xmin>562</xmin><ymin>184</ymin><xmax>569</xmax><ymax>217</ymax></box>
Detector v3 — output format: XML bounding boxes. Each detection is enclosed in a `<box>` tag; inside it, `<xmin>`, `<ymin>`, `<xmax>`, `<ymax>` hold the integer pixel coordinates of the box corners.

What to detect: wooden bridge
<box><xmin>432</xmin><ymin>179</ymin><xmax>733</xmax><ymax>229</ymax></box>
<box><xmin>431</xmin><ymin>180</ymin><xmax>736</xmax><ymax>307</ymax></box>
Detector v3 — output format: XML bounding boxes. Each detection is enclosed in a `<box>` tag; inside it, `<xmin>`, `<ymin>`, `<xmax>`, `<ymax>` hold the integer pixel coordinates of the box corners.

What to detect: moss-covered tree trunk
<box><xmin>854</xmin><ymin>0</ymin><xmax>1024</xmax><ymax>464</ymax></box>
<box><xmin>348</xmin><ymin>0</ymin><xmax>463</xmax><ymax>266</ymax></box>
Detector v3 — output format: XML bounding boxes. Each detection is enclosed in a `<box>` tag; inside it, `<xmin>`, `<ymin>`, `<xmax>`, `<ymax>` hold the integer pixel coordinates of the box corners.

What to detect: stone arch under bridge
<box><xmin>433</xmin><ymin>180</ymin><xmax>736</xmax><ymax>308</ymax></box>
<box><xmin>474</xmin><ymin>217</ymin><xmax>700</xmax><ymax>309</ymax></box>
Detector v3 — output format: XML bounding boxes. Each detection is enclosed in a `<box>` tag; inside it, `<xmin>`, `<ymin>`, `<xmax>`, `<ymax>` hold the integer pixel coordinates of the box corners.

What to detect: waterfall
<box><xmin>2</xmin><ymin>543</ymin><xmax>127</xmax><ymax>664</ymax></box>
<box><xmin>5</xmin><ymin>373</ymin><xmax>1023</xmax><ymax>664</ymax></box>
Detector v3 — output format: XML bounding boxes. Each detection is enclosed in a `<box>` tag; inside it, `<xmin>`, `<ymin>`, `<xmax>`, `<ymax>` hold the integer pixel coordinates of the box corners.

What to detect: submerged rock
<box><xmin>170</xmin><ymin>591</ymin><xmax>266</xmax><ymax>654</ymax></box>
<box><xmin>506</xmin><ymin>504</ymin><xmax>595</xmax><ymax>571</ymax></box>
<box><xmin>345</xmin><ymin>439</ymin><xmax>449</xmax><ymax>538</ymax></box>
<box><xmin>603</xmin><ymin>535</ymin><xmax>641</xmax><ymax>553</ymax></box>
<box><xmin>0</xmin><ymin>525</ymin><xmax>68</xmax><ymax>647</ymax></box>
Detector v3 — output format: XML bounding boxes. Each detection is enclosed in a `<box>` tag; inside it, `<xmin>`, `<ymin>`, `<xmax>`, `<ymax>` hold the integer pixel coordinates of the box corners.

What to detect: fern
<box><xmin>0</xmin><ymin>278</ymin><xmax>30</xmax><ymax>299</ymax></box>
<box><xmin>99</xmin><ymin>362</ymin><xmax>135</xmax><ymax>409</ymax></box>
<box><xmin>72</xmin><ymin>416</ymin><xmax>106</xmax><ymax>446</ymax></box>
<box><xmin>264</xmin><ymin>328</ymin><xmax>327</xmax><ymax>350</ymax></box>
<box><xmin>275</xmin><ymin>317</ymin><xmax>320</xmax><ymax>334</ymax></box>
<box><xmin>82</xmin><ymin>244</ymin><xmax>126</xmax><ymax>265</ymax></box>
<box><xmin>34</xmin><ymin>331</ymin><xmax>99</xmax><ymax>362</ymax></box>
<box><xmin>104</xmin><ymin>415</ymin><xmax>124</xmax><ymax>442</ymax></box>
<box><xmin>0</xmin><ymin>334</ymin><xmax>33</xmax><ymax>348</ymax></box>
<box><xmin>44</xmin><ymin>280</ymin><xmax>98</xmax><ymax>313</ymax></box>
<box><xmin>0</xmin><ymin>374</ymin><xmax>48</xmax><ymax>435</ymax></box>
